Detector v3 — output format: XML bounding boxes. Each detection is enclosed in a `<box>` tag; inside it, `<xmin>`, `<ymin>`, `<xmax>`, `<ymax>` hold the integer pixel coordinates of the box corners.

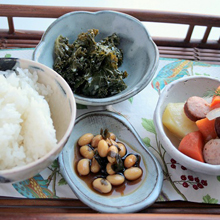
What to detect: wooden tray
<box><xmin>0</xmin><ymin>4</ymin><xmax>220</xmax><ymax>219</ymax></box>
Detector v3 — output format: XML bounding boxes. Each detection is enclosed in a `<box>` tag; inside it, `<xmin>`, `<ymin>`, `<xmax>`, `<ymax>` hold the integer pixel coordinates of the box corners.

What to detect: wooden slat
<box><xmin>0</xmin><ymin>39</ymin><xmax>39</xmax><ymax>44</ymax></box>
<box><xmin>195</xmin><ymin>48</ymin><xmax>220</xmax><ymax>54</ymax></box>
<box><xmin>7</xmin><ymin>17</ymin><xmax>14</xmax><ymax>34</ymax></box>
<box><xmin>0</xmin><ymin>4</ymin><xmax>220</xmax><ymax>27</ymax></box>
<box><xmin>158</xmin><ymin>46</ymin><xmax>195</xmax><ymax>52</ymax></box>
<box><xmin>0</xmin><ymin>213</ymin><xmax>220</xmax><ymax>220</ymax></box>
<box><xmin>0</xmin><ymin>198</ymin><xmax>220</xmax><ymax>214</ymax></box>
<box><xmin>0</xmin><ymin>30</ymin><xmax>43</xmax><ymax>40</ymax></box>
<box><xmin>184</xmin><ymin>25</ymin><xmax>194</xmax><ymax>42</ymax></box>
<box><xmin>153</xmin><ymin>37</ymin><xmax>220</xmax><ymax>49</ymax></box>
<box><xmin>202</xmin><ymin>26</ymin><xmax>212</xmax><ymax>43</ymax></box>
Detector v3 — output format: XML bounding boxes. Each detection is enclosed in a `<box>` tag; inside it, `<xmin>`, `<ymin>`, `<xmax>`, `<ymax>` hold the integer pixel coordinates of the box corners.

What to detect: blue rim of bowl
<box><xmin>59</xmin><ymin>110</ymin><xmax>163</xmax><ymax>213</ymax></box>
<box><xmin>33</xmin><ymin>10</ymin><xmax>159</xmax><ymax>106</ymax></box>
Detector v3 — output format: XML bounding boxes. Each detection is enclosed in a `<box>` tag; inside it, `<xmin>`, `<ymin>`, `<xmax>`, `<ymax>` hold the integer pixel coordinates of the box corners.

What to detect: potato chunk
<box><xmin>162</xmin><ymin>103</ymin><xmax>198</xmax><ymax>139</ymax></box>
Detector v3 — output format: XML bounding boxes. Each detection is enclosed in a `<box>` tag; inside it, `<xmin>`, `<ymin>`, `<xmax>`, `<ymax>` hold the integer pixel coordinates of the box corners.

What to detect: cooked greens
<box><xmin>53</xmin><ymin>29</ymin><xmax>128</xmax><ymax>98</ymax></box>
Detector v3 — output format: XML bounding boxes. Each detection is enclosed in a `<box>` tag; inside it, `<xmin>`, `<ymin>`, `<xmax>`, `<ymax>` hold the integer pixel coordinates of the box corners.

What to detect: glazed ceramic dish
<box><xmin>33</xmin><ymin>10</ymin><xmax>159</xmax><ymax>106</ymax></box>
<box><xmin>154</xmin><ymin>76</ymin><xmax>220</xmax><ymax>175</ymax></box>
<box><xmin>59</xmin><ymin>110</ymin><xmax>163</xmax><ymax>213</ymax></box>
<box><xmin>0</xmin><ymin>58</ymin><xmax>76</xmax><ymax>183</ymax></box>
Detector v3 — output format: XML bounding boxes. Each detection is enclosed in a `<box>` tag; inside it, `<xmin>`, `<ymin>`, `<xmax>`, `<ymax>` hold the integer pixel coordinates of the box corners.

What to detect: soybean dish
<box><xmin>53</xmin><ymin>29</ymin><xmax>128</xmax><ymax>98</ymax></box>
<box><xmin>74</xmin><ymin>129</ymin><xmax>144</xmax><ymax>196</ymax></box>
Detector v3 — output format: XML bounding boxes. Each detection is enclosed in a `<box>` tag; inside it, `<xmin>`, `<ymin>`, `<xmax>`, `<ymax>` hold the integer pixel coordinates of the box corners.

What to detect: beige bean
<box><xmin>124</xmin><ymin>154</ymin><xmax>137</xmax><ymax>168</ymax></box>
<box><xmin>98</xmin><ymin>139</ymin><xmax>109</xmax><ymax>157</ymax></box>
<box><xmin>78</xmin><ymin>133</ymin><xmax>94</xmax><ymax>146</ymax></box>
<box><xmin>91</xmin><ymin>134</ymin><xmax>103</xmax><ymax>148</ymax></box>
<box><xmin>107</xmin><ymin>132</ymin><xmax>116</xmax><ymax>141</ymax></box>
<box><xmin>106</xmin><ymin>174</ymin><xmax>125</xmax><ymax>186</ymax></box>
<box><xmin>105</xmin><ymin>138</ymin><xmax>112</xmax><ymax>146</ymax></box>
<box><xmin>92</xmin><ymin>178</ymin><xmax>112</xmax><ymax>194</ymax></box>
<box><xmin>124</xmin><ymin>167</ymin><xmax>142</xmax><ymax>181</ymax></box>
<box><xmin>79</xmin><ymin>145</ymin><xmax>94</xmax><ymax>159</ymax></box>
<box><xmin>77</xmin><ymin>158</ymin><xmax>90</xmax><ymax>176</ymax></box>
<box><xmin>117</xmin><ymin>142</ymin><xmax>127</xmax><ymax>157</ymax></box>
<box><xmin>91</xmin><ymin>158</ymin><xmax>101</xmax><ymax>173</ymax></box>
<box><xmin>107</xmin><ymin>145</ymin><xmax>118</xmax><ymax>163</ymax></box>
<box><xmin>106</xmin><ymin>162</ymin><xmax>116</xmax><ymax>175</ymax></box>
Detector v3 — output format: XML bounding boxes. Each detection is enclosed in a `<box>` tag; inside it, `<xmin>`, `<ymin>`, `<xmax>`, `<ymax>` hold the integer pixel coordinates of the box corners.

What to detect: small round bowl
<box><xmin>0</xmin><ymin>58</ymin><xmax>76</xmax><ymax>183</ymax></box>
<box><xmin>33</xmin><ymin>10</ymin><xmax>159</xmax><ymax>106</ymax></box>
<box><xmin>59</xmin><ymin>110</ymin><xmax>163</xmax><ymax>213</ymax></box>
<box><xmin>154</xmin><ymin>76</ymin><xmax>220</xmax><ymax>175</ymax></box>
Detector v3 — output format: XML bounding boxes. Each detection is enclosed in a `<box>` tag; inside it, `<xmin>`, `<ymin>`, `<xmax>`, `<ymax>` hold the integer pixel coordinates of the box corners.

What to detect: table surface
<box><xmin>1</xmin><ymin>49</ymin><xmax>220</xmax><ymax>219</ymax></box>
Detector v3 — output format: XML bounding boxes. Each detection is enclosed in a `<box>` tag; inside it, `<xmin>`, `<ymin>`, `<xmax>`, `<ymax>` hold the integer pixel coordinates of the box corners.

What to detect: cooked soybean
<box><xmin>106</xmin><ymin>162</ymin><xmax>116</xmax><ymax>175</ymax></box>
<box><xmin>92</xmin><ymin>178</ymin><xmax>112</xmax><ymax>194</ymax></box>
<box><xmin>79</xmin><ymin>145</ymin><xmax>94</xmax><ymax>159</ymax></box>
<box><xmin>124</xmin><ymin>167</ymin><xmax>142</xmax><ymax>181</ymax></box>
<box><xmin>107</xmin><ymin>145</ymin><xmax>118</xmax><ymax>163</ymax></box>
<box><xmin>98</xmin><ymin>139</ymin><xmax>109</xmax><ymax>157</ymax></box>
<box><xmin>106</xmin><ymin>174</ymin><xmax>125</xmax><ymax>186</ymax></box>
<box><xmin>78</xmin><ymin>133</ymin><xmax>94</xmax><ymax>146</ymax></box>
<box><xmin>107</xmin><ymin>132</ymin><xmax>116</xmax><ymax>140</ymax></box>
<box><xmin>91</xmin><ymin>158</ymin><xmax>101</xmax><ymax>173</ymax></box>
<box><xmin>77</xmin><ymin>158</ymin><xmax>90</xmax><ymax>176</ymax></box>
<box><xmin>105</xmin><ymin>138</ymin><xmax>112</xmax><ymax>146</ymax></box>
<box><xmin>124</xmin><ymin>154</ymin><xmax>137</xmax><ymax>168</ymax></box>
<box><xmin>117</xmin><ymin>142</ymin><xmax>127</xmax><ymax>157</ymax></box>
<box><xmin>91</xmin><ymin>134</ymin><xmax>103</xmax><ymax>147</ymax></box>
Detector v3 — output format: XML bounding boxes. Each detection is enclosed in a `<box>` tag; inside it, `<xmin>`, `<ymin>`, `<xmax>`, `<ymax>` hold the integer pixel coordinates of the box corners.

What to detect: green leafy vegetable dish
<box><xmin>53</xmin><ymin>29</ymin><xmax>128</xmax><ymax>98</ymax></box>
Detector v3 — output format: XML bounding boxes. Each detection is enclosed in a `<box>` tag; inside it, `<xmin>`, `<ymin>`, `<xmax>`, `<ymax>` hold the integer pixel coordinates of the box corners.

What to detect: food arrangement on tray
<box><xmin>3</xmin><ymin>8</ymin><xmax>220</xmax><ymax>214</ymax></box>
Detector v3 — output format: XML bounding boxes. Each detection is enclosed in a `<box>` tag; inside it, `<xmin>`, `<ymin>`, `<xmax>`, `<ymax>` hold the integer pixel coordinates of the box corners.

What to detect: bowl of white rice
<box><xmin>0</xmin><ymin>58</ymin><xmax>76</xmax><ymax>183</ymax></box>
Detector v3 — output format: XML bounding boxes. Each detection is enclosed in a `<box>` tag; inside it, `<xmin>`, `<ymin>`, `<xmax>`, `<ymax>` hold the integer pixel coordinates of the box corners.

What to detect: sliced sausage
<box><xmin>184</xmin><ymin>96</ymin><xmax>210</xmax><ymax>121</ymax></box>
<box><xmin>203</xmin><ymin>139</ymin><xmax>220</xmax><ymax>165</ymax></box>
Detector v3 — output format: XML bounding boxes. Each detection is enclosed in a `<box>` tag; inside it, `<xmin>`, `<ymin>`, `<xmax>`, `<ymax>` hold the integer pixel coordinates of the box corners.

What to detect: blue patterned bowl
<box><xmin>59</xmin><ymin>110</ymin><xmax>163</xmax><ymax>213</ymax></box>
<box><xmin>33</xmin><ymin>10</ymin><xmax>159</xmax><ymax>106</ymax></box>
<box><xmin>0</xmin><ymin>58</ymin><xmax>76</xmax><ymax>183</ymax></box>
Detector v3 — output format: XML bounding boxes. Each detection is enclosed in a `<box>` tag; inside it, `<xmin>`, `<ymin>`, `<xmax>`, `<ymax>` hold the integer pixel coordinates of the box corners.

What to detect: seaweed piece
<box><xmin>53</xmin><ymin>29</ymin><xmax>128</xmax><ymax>98</ymax></box>
<box><xmin>111</xmin><ymin>154</ymin><xmax>124</xmax><ymax>173</ymax></box>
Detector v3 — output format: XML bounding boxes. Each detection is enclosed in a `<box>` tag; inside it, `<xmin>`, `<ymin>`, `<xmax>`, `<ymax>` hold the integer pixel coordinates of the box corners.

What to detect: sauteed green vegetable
<box><xmin>53</xmin><ymin>29</ymin><xmax>128</xmax><ymax>98</ymax></box>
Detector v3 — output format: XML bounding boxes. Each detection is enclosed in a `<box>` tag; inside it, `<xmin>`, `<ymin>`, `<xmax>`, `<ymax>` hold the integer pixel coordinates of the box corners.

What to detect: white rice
<box><xmin>0</xmin><ymin>67</ymin><xmax>57</xmax><ymax>170</ymax></box>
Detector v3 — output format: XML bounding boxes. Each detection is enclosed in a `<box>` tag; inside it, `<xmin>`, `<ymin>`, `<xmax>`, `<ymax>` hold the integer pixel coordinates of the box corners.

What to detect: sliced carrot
<box><xmin>210</xmin><ymin>86</ymin><xmax>220</xmax><ymax>109</ymax></box>
<box><xmin>196</xmin><ymin>117</ymin><xmax>217</xmax><ymax>142</ymax></box>
<box><xmin>210</xmin><ymin>96</ymin><xmax>220</xmax><ymax>109</ymax></box>
<box><xmin>178</xmin><ymin>131</ymin><xmax>204</xmax><ymax>162</ymax></box>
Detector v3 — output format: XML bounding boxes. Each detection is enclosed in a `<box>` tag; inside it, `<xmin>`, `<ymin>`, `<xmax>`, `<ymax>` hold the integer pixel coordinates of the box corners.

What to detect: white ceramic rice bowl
<box><xmin>0</xmin><ymin>58</ymin><xmax>76</xmax><ymax>183</ymax></box>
